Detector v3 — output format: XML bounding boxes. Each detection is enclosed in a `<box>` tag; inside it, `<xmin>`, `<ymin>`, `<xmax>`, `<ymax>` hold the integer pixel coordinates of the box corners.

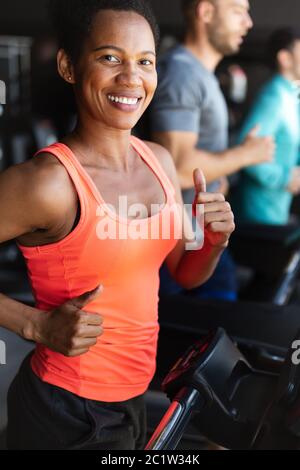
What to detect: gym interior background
<box><xmin>1</xmin><ymin>0</ymin><xmax>300</xmax><ymax>450</ymax></box>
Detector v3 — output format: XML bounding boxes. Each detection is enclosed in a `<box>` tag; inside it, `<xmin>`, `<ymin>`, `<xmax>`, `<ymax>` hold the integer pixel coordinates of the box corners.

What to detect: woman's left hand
<box><xmin>192</xmin><ymin>168</ymin><xmax>235</xmax><ymax>249</ymax></box>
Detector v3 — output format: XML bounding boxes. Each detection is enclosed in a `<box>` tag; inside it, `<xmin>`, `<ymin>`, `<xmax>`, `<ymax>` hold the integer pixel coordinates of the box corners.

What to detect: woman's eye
<box><xmin>140</xmin><ymin>59</ymin><xmax>152</xmax><ymax>66</ymax></box>
<box><xmin>102</xmin><ymin>55</ymin><xmax>119</xmax><ymax>63</ymax></box>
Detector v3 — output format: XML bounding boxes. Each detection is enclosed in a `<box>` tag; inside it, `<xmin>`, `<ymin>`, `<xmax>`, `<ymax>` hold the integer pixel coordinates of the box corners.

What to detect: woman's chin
<box><xmin>110</xmin><ymin>118</ymin><xmax>140</xmax><ymax>132</ymax></box>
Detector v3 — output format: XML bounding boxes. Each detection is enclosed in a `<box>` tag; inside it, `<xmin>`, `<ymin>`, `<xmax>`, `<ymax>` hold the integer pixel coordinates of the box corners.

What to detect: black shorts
<box><xmin>7</xmin><ymin>352</ymin><xmax>147</xmax><ymax>450</ymax></box>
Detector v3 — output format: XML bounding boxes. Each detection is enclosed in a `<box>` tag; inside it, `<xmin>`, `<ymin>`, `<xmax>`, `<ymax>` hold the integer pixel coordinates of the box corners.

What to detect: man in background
<box><xmin>233</xmin><ymin>28</ymin><xmax>300</xmax><ymax>225</ymax></box>
<box><xmin>150</xmin><ymin>0</ymin><xmax>274</xmax><ymax>300</ymax></box>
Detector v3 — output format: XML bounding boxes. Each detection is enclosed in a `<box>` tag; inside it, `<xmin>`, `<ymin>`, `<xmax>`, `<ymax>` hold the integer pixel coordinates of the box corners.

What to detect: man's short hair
<box><xmin>181</xmin><ymin>0</ymin><xmax>200</xmax><ymax>16</ymax></box>
<box><xmin>268</xmin><ymin>27</ymin><xmax>300</xmax><ymax>70</ymax></box>
<box><xmin>181</xmin><ymin>0</ymin><xmax>217</xmax><ymax>25</ymax></box>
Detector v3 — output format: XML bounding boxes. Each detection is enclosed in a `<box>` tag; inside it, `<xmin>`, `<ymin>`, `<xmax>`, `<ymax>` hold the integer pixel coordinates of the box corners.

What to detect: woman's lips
<box><xmin>106</xmin><ymin>95</ymin><xmax>142</xmax><ymax>113</ymax></box>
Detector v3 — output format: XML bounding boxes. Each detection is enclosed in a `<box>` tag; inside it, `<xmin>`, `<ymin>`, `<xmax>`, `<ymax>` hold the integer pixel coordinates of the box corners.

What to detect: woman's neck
<box><xmin>64</xmin><ymin>121</ymin><xmax>136</xmax><ymax>173</ymax></box>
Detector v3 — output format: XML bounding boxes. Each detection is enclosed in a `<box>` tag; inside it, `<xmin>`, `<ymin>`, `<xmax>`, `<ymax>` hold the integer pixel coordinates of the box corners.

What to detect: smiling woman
<box><xmin>2</xmin><ymin>0</ymin><xmax>235</xmax><ymax>451</ymax></box>
<box><xmin>55</xmin><ymin>4</ymin><xmax>159</xmax><ymax>131</ymax></box>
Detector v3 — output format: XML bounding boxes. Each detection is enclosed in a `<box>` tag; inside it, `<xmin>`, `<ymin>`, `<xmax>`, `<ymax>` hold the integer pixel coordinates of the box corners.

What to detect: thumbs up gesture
<box><xmin>33</xmin><ymin>285</ymin><xmax>104</xmax><ymax>357</ymax></box>
<box><xmin>192</xmin><ymin>169</ymin><xmax>235</xmax><ymax>249</ymax></box>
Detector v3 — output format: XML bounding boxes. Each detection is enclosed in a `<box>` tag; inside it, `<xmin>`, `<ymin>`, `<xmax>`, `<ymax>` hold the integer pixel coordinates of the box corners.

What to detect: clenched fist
<box><xmin>32</xmin><ymin>285</ymin><xmax>104</xmax><ymax>357</ymax></box>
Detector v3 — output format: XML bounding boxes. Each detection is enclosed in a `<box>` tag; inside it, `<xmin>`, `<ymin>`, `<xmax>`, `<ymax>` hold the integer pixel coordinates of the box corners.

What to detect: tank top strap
<box><xmin>130</xmin><ymin>136</ymin><xmax>176</xmax><ymax>199</ymax></box>
<box><xmin>35</xmin><ymin>143</ymin><xmax>87</xmax><ymax>190</ymax></box>
<box><xmin>34</xmin><ymin>142</ymin><xmax>93</xmax><ymax>219</ymax></box>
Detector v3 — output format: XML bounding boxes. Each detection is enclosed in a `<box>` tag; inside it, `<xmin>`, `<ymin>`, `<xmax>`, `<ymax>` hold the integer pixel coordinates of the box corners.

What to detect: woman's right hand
<box><xmin>29</xmin><ymin>285</ymin><xmax>104</xmax><ymax>357</ymax></box>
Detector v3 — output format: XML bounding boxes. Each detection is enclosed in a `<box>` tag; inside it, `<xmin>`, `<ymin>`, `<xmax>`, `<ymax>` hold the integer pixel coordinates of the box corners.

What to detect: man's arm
<box><xmin>150</xmin><ymin>62</ymin><xmax>273</xmax><ymax>188</ymax></box>
<box><xmin>152</xmin><ymin>129</ymin><xmax>274</xmax><ymax>188</ymax></box>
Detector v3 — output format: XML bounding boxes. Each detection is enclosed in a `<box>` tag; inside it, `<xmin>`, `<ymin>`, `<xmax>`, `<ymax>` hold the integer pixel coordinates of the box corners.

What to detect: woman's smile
<box><xmin>107</xmin><ymin>92</ymin><xmax>143</xmax><ymax>113</ymax></box>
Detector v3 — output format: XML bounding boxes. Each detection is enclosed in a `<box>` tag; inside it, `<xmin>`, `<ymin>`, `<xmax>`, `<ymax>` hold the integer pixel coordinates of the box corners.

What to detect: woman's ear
<box><xmin>57</xmin><ymin>49</ymin><xmax>75</xmax><ymax>84</ymax></box>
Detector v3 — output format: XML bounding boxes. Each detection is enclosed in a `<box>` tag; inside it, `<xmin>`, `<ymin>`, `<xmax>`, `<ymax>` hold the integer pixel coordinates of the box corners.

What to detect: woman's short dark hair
<box><xmin>49</xmin><ymin>0</ymin><xmax>160</xmax><ymax>63</ymax></box>
<box><xmin>268</xmin><ymin>27</ymin><xmax>300</xmax><ymax>70</ymax></box>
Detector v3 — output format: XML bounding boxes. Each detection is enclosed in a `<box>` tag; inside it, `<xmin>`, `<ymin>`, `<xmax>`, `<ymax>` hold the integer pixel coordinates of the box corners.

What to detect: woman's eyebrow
<box><xmin>92</xmin><ymin>45</ymin><xmax>156</xmax><ymax>56</ymax></box>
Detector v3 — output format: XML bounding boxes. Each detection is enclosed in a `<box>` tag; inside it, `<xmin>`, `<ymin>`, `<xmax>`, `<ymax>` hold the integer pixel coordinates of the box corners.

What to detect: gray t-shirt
<box><xmin>150</xmin><ymin>45</ymin><xmax>229</xmax><ymax>201</ymax></box>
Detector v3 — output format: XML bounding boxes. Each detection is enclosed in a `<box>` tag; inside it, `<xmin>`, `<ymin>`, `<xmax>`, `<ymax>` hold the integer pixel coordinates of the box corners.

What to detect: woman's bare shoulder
<box><xmin>0</xmin><ymin>153</ymin><xmax>76</xmax><ymax>243</ymax></box>
<box><xmin>20</xmin><ymin>152</ymin><xmax>75</xmax><ymax>208</ymax></box>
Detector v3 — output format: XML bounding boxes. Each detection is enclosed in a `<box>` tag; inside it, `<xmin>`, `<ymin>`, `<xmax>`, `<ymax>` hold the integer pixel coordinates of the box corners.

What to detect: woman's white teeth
<box><xmin>108</xmin><ymin>95</ymin><xmax>139</xmax><ymax>105</ymax></box>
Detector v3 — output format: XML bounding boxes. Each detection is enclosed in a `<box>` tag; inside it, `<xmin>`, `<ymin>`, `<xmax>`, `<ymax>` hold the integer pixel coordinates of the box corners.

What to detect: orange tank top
<box><xmin>17</xmin><ymin>136</ymin><xmax>181</xmax><ymax>401</ymax></box>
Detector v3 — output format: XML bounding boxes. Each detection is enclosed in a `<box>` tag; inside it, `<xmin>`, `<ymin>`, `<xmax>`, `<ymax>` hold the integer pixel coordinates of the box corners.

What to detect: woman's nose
<box><xmin>116</xmin><ymin>64</ymin><xmax>143</xmax><ymax>87</ymax></box>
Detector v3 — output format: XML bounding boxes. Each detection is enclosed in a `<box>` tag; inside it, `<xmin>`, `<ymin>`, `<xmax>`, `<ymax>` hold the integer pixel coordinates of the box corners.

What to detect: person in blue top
<box><xmin>233</xmin><ymin>28</ymin><xmax>300</xmax><ymax>225</ymax></box>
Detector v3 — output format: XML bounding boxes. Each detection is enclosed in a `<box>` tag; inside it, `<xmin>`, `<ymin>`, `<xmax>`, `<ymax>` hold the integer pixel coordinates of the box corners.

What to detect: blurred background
<box><xmin>1</xmin><ymin>0</ymin><xmax>300</xmax><ymax>170</ymax></box>
<box><xmin>0</xmin><ymin>0</ymin><xmax>300</xmax><ymax>170</ymax></box>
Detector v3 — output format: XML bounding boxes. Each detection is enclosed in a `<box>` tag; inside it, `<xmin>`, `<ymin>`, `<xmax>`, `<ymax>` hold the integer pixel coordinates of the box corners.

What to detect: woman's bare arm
<box><xmin>0</xmin><ymin>159</ymin><xmax>104</xmax><ymax>356</ymax></box>
<box><xmin>146</xmin><ymin>141</ymin><xmax>234</xmax><ymax>290</ymax></box>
